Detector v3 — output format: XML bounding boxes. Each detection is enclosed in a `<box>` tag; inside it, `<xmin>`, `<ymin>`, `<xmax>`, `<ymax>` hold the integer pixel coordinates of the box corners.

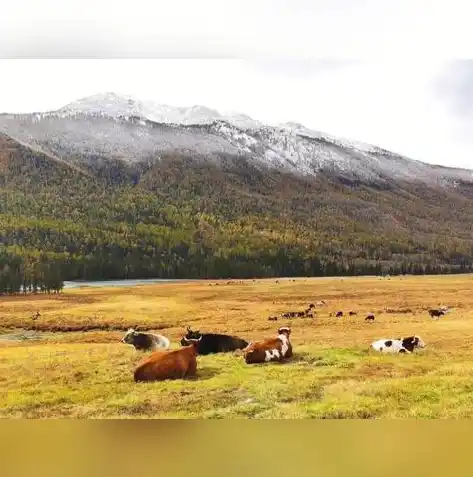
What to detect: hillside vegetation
<box><xmin>1</xmin><ymin>133</ymin><xmax>473</xmax><ymax>283</ymax></box>
<box><xmin>1</xmin><ymin>275</ymin><xmax>473</xmax><ymax>418</ymax></box>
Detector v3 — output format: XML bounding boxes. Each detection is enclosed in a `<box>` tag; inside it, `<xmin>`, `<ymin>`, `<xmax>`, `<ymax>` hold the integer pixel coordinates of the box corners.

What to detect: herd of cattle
<box><xmin>121</xmin><ymin>301</ymin><xmax>450</xmax><ymax>382</ymax></box>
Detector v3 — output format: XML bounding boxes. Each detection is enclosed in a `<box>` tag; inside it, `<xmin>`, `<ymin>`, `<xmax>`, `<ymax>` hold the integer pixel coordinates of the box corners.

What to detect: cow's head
<box><xmin>183</xmin><ymin>336</ymin><xmax>202</xmax><ymax>348</ymax></box>
<box><xmin>278</xmin><ymin>326</ymin><xmax>291</xmax><ymax>337</ymax></box>
<box><xmin>181</xmin><ymin>327</ymin><xmax>202</xmax><ymax>346</ymax></box>
<box><xmin>121</xmin><ymin>328</ymin><xmax>138</xmax><ymax>344</ymax></box>
<box><xmin>413</xmin><ymin>335</ymin><xmax>426</xmax><ymax>348</ymax></box>
<box><xmin>403</xmin><ymin>335</ymin><xmax>426</xmax><ymax>350</ymax></box>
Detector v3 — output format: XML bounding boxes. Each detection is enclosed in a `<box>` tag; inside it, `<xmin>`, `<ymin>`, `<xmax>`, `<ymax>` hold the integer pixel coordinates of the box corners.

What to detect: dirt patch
<box><xmin>17</xmin><ymin>322</ymin><xmax>172</xmax><ymax>333</ymax></box>
<box><xmin>384</xmin><ymin>308</ymin><xmax>414</xmax><ymax>314</ymax></box>
<box><xmin>0</xmin><ymin>330</ymin><xmax>57</xmax><ymax>342</ymax></box>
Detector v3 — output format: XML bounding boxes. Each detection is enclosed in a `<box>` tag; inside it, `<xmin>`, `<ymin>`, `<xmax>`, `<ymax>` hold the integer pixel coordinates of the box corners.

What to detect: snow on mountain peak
<box><xmin>2</xmin><ymin>91</ymin><xmax>473</xmax><ymax>188</ymax></box>
<box><xmin>58</xmin><ymin>92</ymin><xmax>262</xmax><ymax>130</ymax></box>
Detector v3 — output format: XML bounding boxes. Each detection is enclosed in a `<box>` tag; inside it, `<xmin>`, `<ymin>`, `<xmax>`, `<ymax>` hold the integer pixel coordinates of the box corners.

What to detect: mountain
<box><xmin>1</xmin><ymin>92</ymin><xmax>473</xmax><ymax>283</ymax></box>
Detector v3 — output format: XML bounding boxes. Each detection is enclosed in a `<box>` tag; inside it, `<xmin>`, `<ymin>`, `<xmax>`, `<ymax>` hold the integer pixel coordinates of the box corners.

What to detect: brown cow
<box><xmin>133</xmin><ymin>338</ymin><xmax>201</xmax><ymax>382</ymax></box>
<box><xmin>242</xmin><ymin>327</ymin><xmax>293</xmax><ymax>364</ymax></box>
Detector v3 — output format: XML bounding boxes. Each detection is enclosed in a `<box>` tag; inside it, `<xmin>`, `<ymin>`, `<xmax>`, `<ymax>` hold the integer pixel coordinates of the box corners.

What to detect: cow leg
<box><xmin>185</xmin><ymin>359</ymin><xmax>197</xmax><ymax>379</ymax></box>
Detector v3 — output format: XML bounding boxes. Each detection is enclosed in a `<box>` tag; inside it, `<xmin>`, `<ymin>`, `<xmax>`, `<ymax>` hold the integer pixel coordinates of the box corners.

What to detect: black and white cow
<box><xmin>371</xmin><ymin>335</ymin><xmax>426</xmax><ymax>354</ymax></box>
<box><xmin>121</xmin><ymin>328</ymin><xmax>171</xmax><ymax>352</ymax></box>
<box><xmin>180</xmin><ymin>326</ymin><xmax>248</xmax><ymax>355</ymax></box>
<box><xmin>428</xmin><ymin>307</ymin><xmax>449</xmax><ymax>319</ymax></box>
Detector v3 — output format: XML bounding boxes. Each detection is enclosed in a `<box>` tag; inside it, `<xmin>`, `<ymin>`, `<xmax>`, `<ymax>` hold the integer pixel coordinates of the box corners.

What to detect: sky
<box><xmin>1</xmin><ymin>0</ymin><xmax>473</xmax><ymax>169</ymax></box>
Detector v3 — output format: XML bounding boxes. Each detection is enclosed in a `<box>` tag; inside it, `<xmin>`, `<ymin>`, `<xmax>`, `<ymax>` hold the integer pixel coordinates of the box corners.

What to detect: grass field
<box><xmin>1</xmin><ymin>275</ymin><xmax>473</xmax><ymax>419</ymax></box>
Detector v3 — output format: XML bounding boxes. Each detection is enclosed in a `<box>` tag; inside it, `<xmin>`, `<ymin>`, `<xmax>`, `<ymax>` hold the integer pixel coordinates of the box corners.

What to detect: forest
<box><xmin>1</xmin><ymin>132</ymin><xmax>473</xmax><ymax>291</ymax></box>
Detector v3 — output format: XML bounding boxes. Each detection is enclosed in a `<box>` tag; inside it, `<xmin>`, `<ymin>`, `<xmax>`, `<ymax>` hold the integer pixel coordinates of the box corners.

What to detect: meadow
<box><xmin>1</xmin><ymin>274</ymin><xmax>473</xmax><ymax>419</ymax></box>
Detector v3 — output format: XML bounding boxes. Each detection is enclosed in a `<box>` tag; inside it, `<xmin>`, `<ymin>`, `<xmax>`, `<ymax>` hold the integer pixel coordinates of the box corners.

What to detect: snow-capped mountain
<box><xmin>1</xmin><ymin>92</ymin><xmax>472</xmax><ymax>187</ymax></box>
<box><xmin>57</xmin><ymin>92</ymin><xmax>264</xmax><ymax>129</ymax></box>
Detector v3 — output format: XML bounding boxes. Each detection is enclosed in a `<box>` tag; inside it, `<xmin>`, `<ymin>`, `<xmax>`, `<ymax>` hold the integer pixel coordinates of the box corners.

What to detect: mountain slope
<box><xmin>1</xmin><ymin>95</ymin><xmax>473</xmax><ymax>280</ymax></box>
<box><xmin>2</xmin><ymin>92</ymin><xmax>473</xmax><ymax>187</ymax></box>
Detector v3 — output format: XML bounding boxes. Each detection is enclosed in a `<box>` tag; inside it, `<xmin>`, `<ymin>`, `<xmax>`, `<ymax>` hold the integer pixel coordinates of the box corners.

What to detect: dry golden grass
<box><xmin>1</xmin><ymin>275</ymin><xmax>473</xmax><ymax>418</ymax></box>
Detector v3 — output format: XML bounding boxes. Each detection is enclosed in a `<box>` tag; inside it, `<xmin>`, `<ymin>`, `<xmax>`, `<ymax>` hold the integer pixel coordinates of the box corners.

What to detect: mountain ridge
<box><xmin>1</xmin><ymin>92</ymin><xmax>472</xmax><ymax>186</ymax></box>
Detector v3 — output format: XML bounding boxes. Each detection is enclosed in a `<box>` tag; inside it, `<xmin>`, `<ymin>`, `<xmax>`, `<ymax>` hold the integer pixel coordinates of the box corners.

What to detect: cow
<box><xmin>242</xmin><ymin>327</ymin><xmax>293</xmax><ymax>364</ymax></box>
<box><xmin>32</xmin><ymin>311</ymin><xmax>41</xmax><ymax>320</ymax></box>
<box><xmin>180</xmin><ymin>326</ymin><xmax>248</xmax><ymax>355</ymax></box>
<box><xmin>121</xmin><ymin>328</ymin><xmax>171</xmax><ymax>352</ymax></box>
<box><xmin>133</xmin><ymin>338</ymin><xmax>201</xmax><ymax>382</ymax></box>
<box><xmin>365</xmin><ymin>313</ymin><xmax>375</xmax><ymax>321</ymax></box>
<box><xmin>336</xmin><ymin>311</ymin><xmax>343</xmax><ymax>318</ymax></box>
<box><xmin>348</xmin><ymin>310</ymin><xmax>357</xmax><ymax>316</ymax></box>
<box><xmin>315</xmin><ymin>300</ymin><xmax>327</xmax><ymax>306</ymax></box>
<box><xmin>268</xmin><ymin>316</ymin><xmax>278</xmax><ymax>321</ymax></box>
<box><xmin>428</xmin><ymin>308</ymin><xmax>446</xmax><ymax>319</ymax></box>
<box><xmin>371</xmin><ymin>335</ymin><xmax>426</xmax><ymax>354</ymax></box>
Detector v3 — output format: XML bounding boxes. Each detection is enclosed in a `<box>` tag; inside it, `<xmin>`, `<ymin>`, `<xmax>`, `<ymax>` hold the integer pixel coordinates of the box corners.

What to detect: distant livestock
<box><xmin>371</xmin><ymin>335</ymin><xmax>426</xmax><ymax>354</ymax></box>
<box><xmin>365</xmin><ymin>313</ymin><xmax>375</xmax><ymax>321</ymax></box>
<box><xmin>336</xmin><ymin>311</ymin><xmax>343</xmax><ymax>318</ymax></box>
<box><xmin>268</xmin><ymin>316</ymin><xmax>278</xmax><ymax>321</ymax></box>
<box><xmin>348</xmin><ymin>311</ymin><xmax>357</xmax><ymax>316</ymax></box>
<box><xmin>428</xmin><ymin>307</ymin><xmax>449</xmax><ymax>318</ymax></box>
<box><xmin>180</xmin><ymin>326</ymin><xmax>248</xmax><ymax>355</ymax></box>
<box><xmin>281</xmin><ymin>309</ymin><xmax>314</xmax><ymax>319</ymax></box>
<box><xmin>121</xmin><ymin>328</ymin><xmax>170</xmax><ymax>352</ymax></box>
<box><xmin>133</xmin><ymin>339</ymin><xmax>200</xmax><ymax>382</ymax></box>
<box><xmin>243</xmin><ymin>327</ymin><xmax>293</xmax><ymax>364</ymax></box>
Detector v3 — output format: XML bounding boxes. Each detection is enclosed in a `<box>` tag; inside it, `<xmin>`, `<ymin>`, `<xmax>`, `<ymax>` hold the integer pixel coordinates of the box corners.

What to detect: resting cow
<box><xmin>428</xmin><ymin>308</ymin><xmax>445</xmax><ymax>319</ymax></box>
<box><xmin>242</xmin><ymin>327</ymin><xmax>293</xmax><ymax>364</ymax></box>
<box><xmin>180</xmin><ymin>326</ymin><xmax>248</xmax><ymax>355</ymax></box>
<box><xmin>371</xmin><ymin>335</ymin><xmax>426</xmax><ymax>354</ymax></box>
<box><xmin>133</xmin><ymin>338</ymin><xmax>201</xmax><ymax>382</ymax></box>
<box><xmin>121</xmin><ymin>328</ymin><xmax>170</xmax><ymax>352</ymax></box>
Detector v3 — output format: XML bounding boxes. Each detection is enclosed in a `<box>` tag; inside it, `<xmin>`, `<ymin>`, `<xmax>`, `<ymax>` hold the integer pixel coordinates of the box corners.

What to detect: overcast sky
<box><xmin>1</xmin><ymin>0</ymin><xmax>473</xmax><ymax>169</ymax></box>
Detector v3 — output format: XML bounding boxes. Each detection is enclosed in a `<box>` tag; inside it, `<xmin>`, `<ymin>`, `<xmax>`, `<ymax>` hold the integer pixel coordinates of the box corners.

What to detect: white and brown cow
<box><xmin>242</xmin><ymin>327</ymin><xmax>293</xmax><ymax>364</ymax></box>
<box><xmin>371</xmin><ymin>335</ymin><xmax>426</xmax><ymax>354</ymax></box>
<box><xmin>121</xmin><ymin>328</ymin><xmax>171</xmax><ymax>352</ymax></box>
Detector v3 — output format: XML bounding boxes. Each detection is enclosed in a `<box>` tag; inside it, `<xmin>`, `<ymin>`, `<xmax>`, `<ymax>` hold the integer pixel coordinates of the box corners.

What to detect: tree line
<box><xmin>0</xmin><ymin>248</ymin><xmax>63</xmax><ymax>294</ymax></box>
<box><xmin>2</xmin><ymin>145</ymin><xmax>473</xmax><ymax>287</ymax></box>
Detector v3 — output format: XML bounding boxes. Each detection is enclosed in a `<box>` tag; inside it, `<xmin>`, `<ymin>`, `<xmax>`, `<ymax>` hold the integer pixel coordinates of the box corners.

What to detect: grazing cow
<box><xmin>348</xmin><ymin>310</ymin><xmax>357</xmax><ymax>316</ymax></box>
<box><xmin>32</xmin><ymin>311</ymin><xmax>40</xmax><ymax>320</ymax></box>
<box><xmin>336</xmin><ymin>311</ymin><xmax>343</xmax><ymax>318</ymax></box>
<box><xmin>315</xmin><ymin>300</ymin><xmax>327</xmax><ymax>306</ymax></box>
<box><xmin>371</xmin><ymin>335</ymin><xmax>426</xmax><ymax>354</ymax></box>
<box><xmin>365</xmin><ymin>313</ymin><xmax>375</xmax><ymax>321</ymax></box>
<box><xmin>268</xmin><ymin>316</ymin><xmax>278</xmax><ymax>321</ymax></box>
<box><xmin>180</xmin><ymin>326</ymin><xmax>248</xmax><ymax>355</ymax></box>
<box><xmin>428</xmin><ymin>308</ymin><xmax>446</xmax><ymax>319</ymax></box>
<box><xmin>121</xmin><ymin>328</ymin><xmax>171</xmax><ymax>352</ymax></box>
<box><xmin>133</xmin><ymin>338</ymin><xmax>201</xmax><ymax>382</ymax></box>
<box><xmin>243</xmin><ymin>327</ymin><xmax>293</xmax><ymax>364</ymax></box>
